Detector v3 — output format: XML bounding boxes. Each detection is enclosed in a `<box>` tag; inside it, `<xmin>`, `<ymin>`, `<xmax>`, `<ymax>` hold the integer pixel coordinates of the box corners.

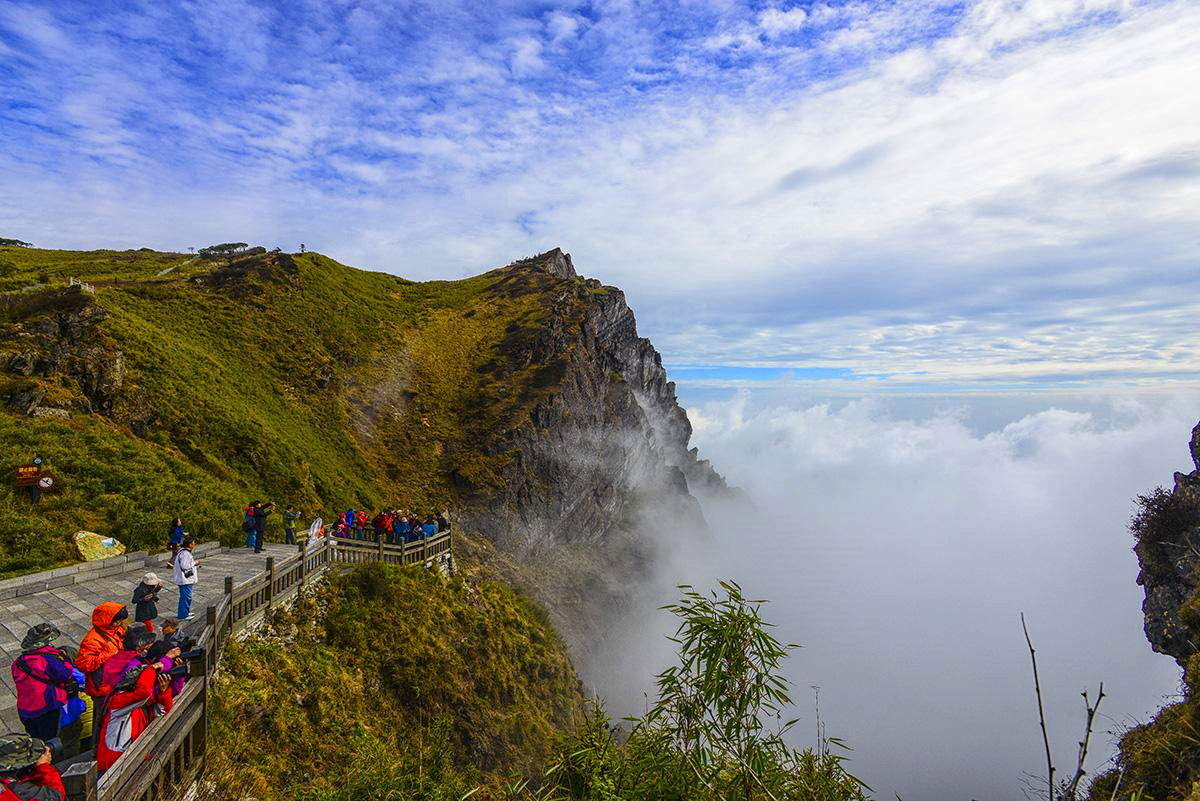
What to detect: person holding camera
<box><xmin>94</xmin><ymin>663</ymin><xmax>175</xmax><ymax>775</ymax></box>
<box><xmin>131</xmin><ymin>573</ymin><xmax>163</xmax><ymax>634</ymax></box>
<box><xmin>10</xmin><ymin>625</ymin><xmax>77</xmax><ymax>744</ymax></box>
<box><xmin>173</xmin><ymin>537</ymin><xmax>199</xmax><ymax>621</ymax></box>
<box><xmin>0</xmin><ymin>733</ymin><xmax>64</xmax><ymax>801</ymax></box>
<box><xmin>99</xmin><ymin>627</ymin><xmax>177</xmax><ymax>692</ymax></box>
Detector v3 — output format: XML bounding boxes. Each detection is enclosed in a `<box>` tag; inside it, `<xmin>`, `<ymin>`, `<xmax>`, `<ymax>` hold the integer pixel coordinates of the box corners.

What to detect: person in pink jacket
<box><xmin>10</xmin><ymin>625</ymin><xmax>76</xmax><ymax>743</ymax></box>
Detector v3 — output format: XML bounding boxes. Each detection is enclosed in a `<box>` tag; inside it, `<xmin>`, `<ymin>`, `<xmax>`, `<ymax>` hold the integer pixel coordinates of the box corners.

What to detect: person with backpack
<box><xmin>131</xmin><ymin>573</ymin><xmax>163</xmax><ymax>633</ymax></box>
<box><xmin>174</xmin><ymin>537</ymin><xmax>199</xmax><ymax>620</ymax></box>
<box><xmin>0</xmin><ymin>733</ymin><xmax>64</xmax><ymax>801</ymax></box>
<box><xmin>10</xmin><ymin>625</ymin><xmax>76</xmax><ymax>743</ymax></box>
<box><xmin>167</xmin><ymin>518</ymin><xmax>184</xmax><ymax>566</ymax></box>
<box><xmin>73</xmin><ymin>602</ymin><xmax>128</xmax><ymax>745</ymax></box>
<box><xmin>94</xmin><ymin>665</ymin><xmax>174</xmax><ymax>775</ymax></box>
<box><xmin>99</xmin><ymin>628</ymin><xmax>157</xmax><ymax>693</ymax></box>
<box><xmin>242</xmin><ymin>503</ymin><xmax>257</xmax><ymax>547</ymax></box>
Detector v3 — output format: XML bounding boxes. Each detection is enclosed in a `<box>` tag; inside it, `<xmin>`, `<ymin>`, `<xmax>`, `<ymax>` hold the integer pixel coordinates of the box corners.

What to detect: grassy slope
<box><xmin>203</xmin><ymin>563</ymin><xmax>586</xmax><ymax>801</ymax></box>
<box><xmin>0</xmin><ymin>246</ymin><xmax>567</xmax><ymax>576</ymax></box>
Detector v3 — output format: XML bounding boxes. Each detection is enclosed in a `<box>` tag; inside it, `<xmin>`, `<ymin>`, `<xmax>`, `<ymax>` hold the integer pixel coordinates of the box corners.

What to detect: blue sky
<box><xmin>1</xmin><ymin>0</ymin><xmax>1198</xmax><ymax>395</ymax></box>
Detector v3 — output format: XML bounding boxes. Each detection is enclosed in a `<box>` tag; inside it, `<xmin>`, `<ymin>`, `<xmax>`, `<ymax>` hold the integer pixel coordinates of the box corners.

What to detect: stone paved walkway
<box><xmin>0</xmin><ymin>542</ymin><xmax>297</xmax><ymax>732</ymax></box>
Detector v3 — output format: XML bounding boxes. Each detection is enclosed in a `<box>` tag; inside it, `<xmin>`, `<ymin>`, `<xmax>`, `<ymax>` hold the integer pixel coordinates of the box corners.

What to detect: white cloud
<box><xmin>648</xmin><ymin>391</ymin><xmax>1197</xmax><ymax>800</ymax></box>
<box><xmin>509</xmin><ymin>35</ymin><xmax>546</xmax><ymax>77</ymax></box>
<box><xmin>756</xmin><ymin>7</ymin><xmax>807</xmax><ymax>36</ymax></box>
<box><xmin>0</xmin><ymin>1</ymin><xmax>1197</xmax><ymax>390</ymax></box>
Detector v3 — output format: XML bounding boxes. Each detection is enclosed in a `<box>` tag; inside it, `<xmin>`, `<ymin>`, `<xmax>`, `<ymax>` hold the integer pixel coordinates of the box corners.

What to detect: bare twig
<box><xmin>1063</xmin><ymin>682</ymin><xmax>1106</xmax><ymax>799</ymax></box>
<box><xmin>1022</xmin><ymin>613</ymin><xmax>1055</xmax><ymax>801</ymax></box>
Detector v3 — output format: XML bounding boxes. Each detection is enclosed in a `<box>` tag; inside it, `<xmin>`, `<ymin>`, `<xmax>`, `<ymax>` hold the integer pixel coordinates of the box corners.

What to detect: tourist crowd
<box><xmin>3</xmin><ymin>531</ymin><xmax>206</xmax><ymax>798</ymax></box>
<box><xmin>328</xmin><ymin>507</ymin><xmax>449</xmax><ymax>543</ymax></box>
<box><xmin>2</xmin><ymin>505</ymin><xmax>450</xmax><ymax>797</ymax></box>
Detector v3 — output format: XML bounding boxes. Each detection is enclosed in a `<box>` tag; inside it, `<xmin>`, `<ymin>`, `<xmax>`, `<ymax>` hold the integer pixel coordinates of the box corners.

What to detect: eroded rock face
<box><xmin>0</xmin><ymin>286</ymin><xmax>139</xmax><ymax>420</ymax></box>
<box><xmin>449</xmin><ymin>249</ymin><xmax>733</xmax><ymax>659</ymax></box>
<box><xmin>1136</xmin><ymin>424</ymin><xmax>1200</xmax><ymax>667</ymax></box>
<box><xmin>455</xmin><ymin>249</ymin><xmax>728</xmax><ymax>557</ymax></box>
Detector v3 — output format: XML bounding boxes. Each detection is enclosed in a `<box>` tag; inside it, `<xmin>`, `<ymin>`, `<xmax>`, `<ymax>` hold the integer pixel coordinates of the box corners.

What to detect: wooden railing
<box><xmin>60</xmin><ymin>530</ymin><xmax>453</xmax><ymax>801</ymax></box>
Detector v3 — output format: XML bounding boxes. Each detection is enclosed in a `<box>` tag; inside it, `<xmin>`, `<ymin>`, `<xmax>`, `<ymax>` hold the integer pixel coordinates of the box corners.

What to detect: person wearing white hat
<box><xmin>131</xmin><ymin>572</ymin><xmax>163</xmax><ymax>633</ymax></box>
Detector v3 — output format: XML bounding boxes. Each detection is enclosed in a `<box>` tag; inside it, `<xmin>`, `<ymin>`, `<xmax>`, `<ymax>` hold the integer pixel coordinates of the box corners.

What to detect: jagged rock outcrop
<box><xmin>0</xmin><ymin>287</ymin><xmax>127</xmax><ymax>415</ymax></box>
<box><xmin>1136</xmin><ymin>421</ymin><xmax>1200</xmax><ymax>666</ymax></box>
<box><xmin>454</xmin><ymin>249</ymin><xmax>728</xmax><ymax>558</ymax></box>
<box><xmin>443</xmin><ymin>249</ymin><xmax>734</xmax><ymax>660</ymax></box>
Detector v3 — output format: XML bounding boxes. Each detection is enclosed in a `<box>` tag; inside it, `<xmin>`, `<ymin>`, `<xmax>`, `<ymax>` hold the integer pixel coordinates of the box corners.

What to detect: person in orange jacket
<box><xmin>94</xmin><ymin>665</ymin><xmax>174</xmax><ymax>775</ymax></box>
<box><xmin>74</xmin><ymin>602</ymin><xmax>129</xmax><ymax>744</ymax></box>
<box><xmin>75</xmin><ymin>603</ymin><xmax>129</xmax><ymax>698</ymax></box>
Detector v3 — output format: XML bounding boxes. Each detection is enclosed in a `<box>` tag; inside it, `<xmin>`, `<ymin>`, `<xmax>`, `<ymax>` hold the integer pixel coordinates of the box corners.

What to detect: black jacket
<box><xmin>132</xmin><ymin>581</ymin><xmax>160</xmax><ymax>622</ymax></box>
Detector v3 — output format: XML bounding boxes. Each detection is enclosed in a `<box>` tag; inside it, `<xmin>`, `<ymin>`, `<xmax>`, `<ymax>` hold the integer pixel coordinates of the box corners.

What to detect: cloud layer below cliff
<box><xmin>593</xmin><ymin>391</ymin><xmax>1196</xmax><ymax>801</ymax></box>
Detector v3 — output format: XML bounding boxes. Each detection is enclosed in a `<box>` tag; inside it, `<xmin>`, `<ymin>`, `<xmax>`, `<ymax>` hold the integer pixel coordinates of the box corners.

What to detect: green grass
<box><xmin>203</xmin><ymin>563</ymin><xmax>586</xmax><ymax>800</ymax></box>
<box><xmin>1087</xmin><ymin>653</ymin><xmax>1200</xmax><ymax>800</ymax></box>
<box><xmin>0</xmin><ymin>245</ymin><xmax>586</xmax><ymax>575</ymax></box>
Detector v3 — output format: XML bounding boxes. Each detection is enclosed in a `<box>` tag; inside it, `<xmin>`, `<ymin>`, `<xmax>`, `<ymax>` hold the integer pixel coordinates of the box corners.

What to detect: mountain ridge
<box><xmin>0</xmin><ymin>242</ymin><xmax>728</xmax><ymax>653</ymax></box>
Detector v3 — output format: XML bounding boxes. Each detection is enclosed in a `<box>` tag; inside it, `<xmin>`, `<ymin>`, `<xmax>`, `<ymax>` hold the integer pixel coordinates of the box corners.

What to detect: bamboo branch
<box><xmin>1062</xmin><ymin>682</ymin><xmax>1106</xmax><ymax>800</ymax></box>
<box><xmin>1022</xmin><ymin>613</ymin><xmax>1055</xmax><ymax>801</ymax></box>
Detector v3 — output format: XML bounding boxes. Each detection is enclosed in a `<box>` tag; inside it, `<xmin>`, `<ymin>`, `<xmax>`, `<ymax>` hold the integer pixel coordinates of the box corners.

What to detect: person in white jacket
<box><xmin>173</xmin><ymin>537</ymin><xmax>198</xmax><ymax>621</ymax></box>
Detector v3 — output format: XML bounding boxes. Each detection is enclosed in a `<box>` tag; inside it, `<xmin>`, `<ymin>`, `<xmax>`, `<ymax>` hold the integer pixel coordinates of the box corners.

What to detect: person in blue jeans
<box><xmin>173</xmin><ymin>537</ymin><xmax>198</xmax><ymax>620</ymax></box>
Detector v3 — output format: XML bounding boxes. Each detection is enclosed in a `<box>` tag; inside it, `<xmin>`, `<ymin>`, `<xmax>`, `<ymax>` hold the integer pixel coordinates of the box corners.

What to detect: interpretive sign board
<box><xmin>15</xmin><ymin>464</ymin><xmax>39</xmax><ymax>487</ymax></box>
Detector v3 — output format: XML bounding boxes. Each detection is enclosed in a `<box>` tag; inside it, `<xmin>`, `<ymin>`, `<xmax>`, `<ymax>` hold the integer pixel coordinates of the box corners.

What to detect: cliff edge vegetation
<box><xmin>1086</xmin><ymin>422</ymin><xmax>1200</xmax><ymax>800</ymax></box>
<box><xmin>204</xmin><ymin>564</ymin><xmax>867</xmax><ymax>801</ymax></box>
<box><xmin>203</xmin><ymin>563</ymin><xmax>587</xmax><ymax>800</ymax></box>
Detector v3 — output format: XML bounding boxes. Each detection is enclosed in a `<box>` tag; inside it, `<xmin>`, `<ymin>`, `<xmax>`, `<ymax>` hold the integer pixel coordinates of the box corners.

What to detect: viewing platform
<box><xmin>0</xmin><ymin>530</ymin><xmax>453</xmax><ymax>801</ymax></box>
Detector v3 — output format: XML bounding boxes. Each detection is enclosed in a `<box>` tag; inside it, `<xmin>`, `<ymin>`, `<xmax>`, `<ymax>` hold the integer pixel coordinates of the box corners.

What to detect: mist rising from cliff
<box><xmin>585</xmin><ymin>391</ymin><xmax>1197</xmax><ymax>801</ymax></box>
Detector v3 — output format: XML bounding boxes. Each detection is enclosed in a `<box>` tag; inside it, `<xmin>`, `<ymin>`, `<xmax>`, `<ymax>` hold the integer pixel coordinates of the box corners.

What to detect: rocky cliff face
<box><xmin>446</xmin><ymin>250</ymin><xmax>732</xmax><ymax>655</ymax></box>
<box><xmin>1136</xmin><ymin>421</ymin><xmax>1200</xmax><ymax>666</ymax></box>
<box><xmin>0</xmin><ymin>286</ymin><xmax>147</xmax><ymax>427</ymax></box>
<box><xmin>454</xmin><ymin>249</ymin><xmax>727</xmax><ymax>557</ymax></box>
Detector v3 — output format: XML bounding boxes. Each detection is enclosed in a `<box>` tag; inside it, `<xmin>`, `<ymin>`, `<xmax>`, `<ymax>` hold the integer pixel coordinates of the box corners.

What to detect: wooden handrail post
<box><xmin>297</xmin><ymin>540</ymin><xmax>307</xmax><ymax>590</ymax></box>
<box><xmin>61</xmin><ymin>760</ymin><xmax>97</xmax><ymax>801</ymax></box>
<box><xmin>266</xmin><ymin>557</ymin><xmax>276</xmax><ymax>608</ymax></box>
<box><xmin>205</xmin><ymin>606</ymin><xmax>217</xmax><ymax>676</ymax></box>
<box><xmin>224</xmin><ymin>575</ymin><xmax>234</xmax><ymax>632</ymax></box>
<box><xmin>377</xmin><ymin>529</ymin><xmax>384</xmax><ymax>561</ymax></box>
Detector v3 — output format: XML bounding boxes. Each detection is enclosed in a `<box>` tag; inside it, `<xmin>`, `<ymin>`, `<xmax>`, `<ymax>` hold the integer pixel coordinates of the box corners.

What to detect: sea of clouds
<box><xmin>586</xmin><ymin>390</ymin><xmax>1197</xmax><ymax>801</ymax></box>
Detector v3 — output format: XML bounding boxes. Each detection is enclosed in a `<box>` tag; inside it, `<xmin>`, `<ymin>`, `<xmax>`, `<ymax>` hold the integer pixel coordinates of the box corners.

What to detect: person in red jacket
<box><xmin>95</xmin><ymin>665</ymin><xmax>174</xmax><ymax>775</ymax></box>
<box><xmin>0</xmin><ymin>733</ymin><xmax>64</xmax><ymax>801</ymax></box>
